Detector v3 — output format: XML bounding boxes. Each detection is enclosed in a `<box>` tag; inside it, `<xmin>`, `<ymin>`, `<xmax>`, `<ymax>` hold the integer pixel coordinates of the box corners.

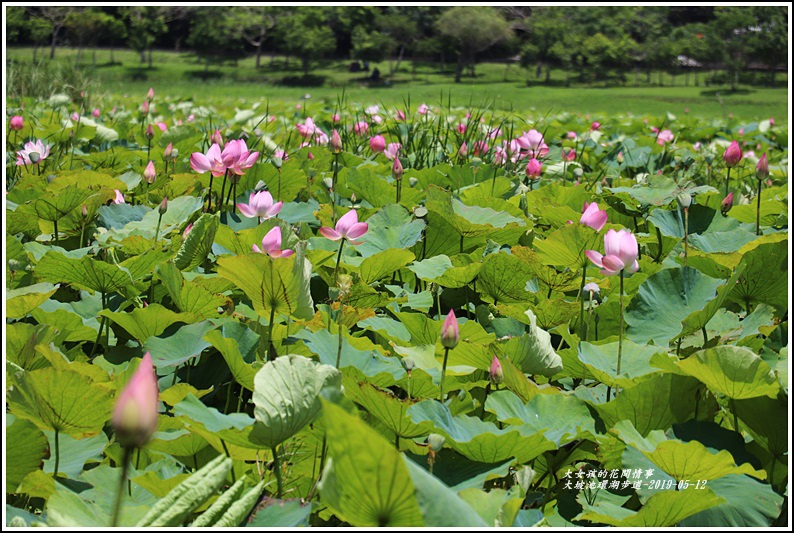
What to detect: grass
<box><xmin>6</xmin><ymin>46</ymin><xmax>789</xmax><ymax>121</ymax></box>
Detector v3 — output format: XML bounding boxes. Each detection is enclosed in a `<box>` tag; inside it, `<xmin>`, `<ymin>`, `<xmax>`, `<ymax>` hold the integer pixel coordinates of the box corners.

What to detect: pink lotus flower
<box><xmin>656</xmin><ymin>129</ymin><xmax>674</xmax><ymax>145</ymax></box>
<box><xmin>71</xmin><ymin>112</ymin><xmax>80</xmax><ymax>122</ymax></box>
<box><xmin>16</xmin><ymin>139</ymin><xmax>50</xmax><ymax>166</ymax></box>
<box><xmin>330</xmin><ymin>130</ymin><xmax>343</xmax><ymax>153</ymax></box>
<box><xmin>141</xmin><ymin>100</ymin><xmax>150</xmax><ymax>114</ymax></box>
<box><xmin>440</xmin><ymin>309</ymin><xmax>459</xmax><ymax>349</ymax></box>
<box><xmin>319</xmin><ymin>209</ymin><xmax>368</xmax><ymax>245</ymax></box>
<box><xmin>10</xmin><ymin>115</ymin><xmax>24</xmax><ymax>131</ymax></box>
<box><xmin>382</xmin><ymin>143</ymin><xmax>400</xmax><ymax>161</ymax></box>
<box><xmin>372</xmin><ymin>115</ymin><xmax>383</xmax><ymax>125</ymax></box>
<box><xmin>222</xmin><ymin>139</ymin><xmax>259</xmax><ymax>175</ymax></box>
<box><xmin>472</xmin><ymin>140</ymin><xmax>488</xmax><ymax>156</ymax></box>
<box><xmin>353</xmin><ymin>121</ymin><xmax>369</xmax><ymax>135</ymax></box>
<box><xmin>296</xmin><ymin>117</ymin><xmax>320</xmax><ymax>138</ymax></box>
<box><xmin>756</xmin><ymin>153</ymin><xmax>769</xmax><ymax>180</ymax></box>
<box><xmin>112</xmin><ymin>352</ymin><xmax>159</xmax><ymax>447</ymax></box>
<box><xmin>143</xmin><ymin>160</ymin><xmax>156</xmax><ymax>184</ymax></box>
<box><xmin>693</xmin><ymin>142</ymin><xmax>702</xmax><ymax>152</ymax></box>
<box><xmin>392</xmin><ymin>157</ymin><xmax>403</xmax><ymax>180</ymax></box>
<box><xmin>395</xmin><ymin>109</ymin><xmax>406</xmax><ymax>121</ymax></box>
<box><xmin>252</xmin><ymin>226</ymin><xmax>294</xmax><ymax>258</ymax></box>
<box><xmin>190</xmin><ymin>143</ymin><xmax>226</xmax><ymax>177</ymax></box>
<box><xmin>493</xmin><ymin>146</ymin><xmax>507</xmax><ymax>166</ymax></box>
<box><xmin>490</xmin><ymin>355</ymin><xmax>503</xmax><ymax>384</ymax></box>
<box><xmin>580</xmin><ymin>202</ymin><xmax>608</xmax><ymax>231</ymax></box>
<box><xmin>769</xmin><ymin>117</ymin><xmax>774</xmax><ymax>126</ymax></box>
<box><xmin>332</xmin><ymin>113</ymin><xmax>341</xmax><ymax>123</ymax></box>
<box><xmin>562</xmin><ymin>148</ymin><xmax>576</xmax><ymax>161</ymax></box>
<box><xmin>567</xmin><ymin>131</ymin><xmax>577</xmax><ymax>140</ymax></box>
<box><xmin>365</xmin><ymin>105</ymin><xmax>380</xmax><ymax>115</ymax></box>
<box><xmin>113</xmin><ymin>189</ymin><xmax>126</xmax><ymax>204</ymax></box>
<box><xmin>273</xmin><ymin>149</ymin><xmax>288</xmax><ymax>162</ymax></box>
<box><xmin>417</xmin><ymin>103</ymin><xmax>429</xmax><ymax>115</ymax></box>
<box><xmin>156</xmin><ymin>122</ymin><xmax>168</xmax><ymax>132</ymax></box>
<box><xmin>457</xmin><ymin>123</ymin><xmax>467</xmax><ymax>134</ymax></box>
<box><xmin>487</xmin><ymin>128</ymin><xmax>502</xmax><ymax>140</ymax></box>
<box><xmin>147</xmin><ymin>87</ymin><xmax>155</xmax><ymax>99</ymax></box>
<box><xmin>92</xmin><ymin>108</ymin><xmax>101</xmax><ymax>118</ymax></box>
<box><xmin>211</xmin><ymin>129</ymin><xmax>224</xmax><ymax>146</ymax></box>
<box><xmin>723</xmin><ymin>140</ymin><xmax>742</xmax><ymax>168</ymax></box>
<box><xmin>591</xmin><ymin>121</ymin><xmax>601</xmax><ymax>131</ymax></box>
<box><xmin>721</xmin><ymin>192</ymin><xmax>734</xmax><ymax>215</ymax></box>
<box><xmin>585</xmin><ymin>229</ymin><xmax>639</xmax><ymax>276</ymax></box>
<box><xmin>187</xmin><ymin>114</ymin><xmax>195</xmax><ymax>123</ymax></box>
<box><xmin>237</xmin><ymin>190</ymin><xmax>283</xmax><ymax>220</ymax></box>
<box><xmin>370</xmin><ymin>135</ymin><xmax>386</xmax><ymax>153</ymax></box>
<box><xmin>583</xmin><ymin>282</ymin><xmax>600</xmax><ymax>295</ymax></box>
<box><xmin>526</xmin><ymin>158</ymin><xmax>542</xmax><ymax>178</ymax></box>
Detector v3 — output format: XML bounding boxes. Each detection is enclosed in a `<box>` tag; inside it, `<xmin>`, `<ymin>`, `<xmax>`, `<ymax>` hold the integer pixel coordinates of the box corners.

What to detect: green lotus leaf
<box><xmin>252</xmin><ymin>355</ymin><xmax>341</xmax><ymax>449</ymax></box>
<box><xmin>498</xmin><ymin>309</ymin><xmax>562</xmax><ymax>376</ymax></box>
<box><xmin>33</xmin><ymin>187</ymin><xmax>97</xmax><ymax>222</ymax></box>
<box><xmin>727</xmin><ymin>237</ymin><xmax>788</xmax><ymax>312</ymax></box>
<box><xmin>6</xmin><ymin>416</ymin><xmax>50</xmax><ymax>493</ymax></box>
<box><xmin>204</xmin><ymin>328</ymin><xmax>259</xmax><ymax>392</ymax></box>
<box><xmin>174</xmin><ymin>213</ymin><xmax>219</xmax><ymax>271</ymax></box>
<box><xmin>96</xmin><ymin>195</ymin><xmax>203</xmax><ymax>244</ymax></box>
<box><xmin>154</xmin><ymin>261</ymin><xmax>227</xmax><ymax>318</ymax></box>
<box><xmin>319</xmin><ymin>401</ymin><xmax>423</xmax><ymax>527</ymax></box>
<box><xmin>42</xmin><ymin>430</ymin><xmax>107</xmax><ymax>478</ymax></box>
<box><xmin>35</xmin><ymin>251</ymin><xmax>134</xmax><ymax>295</ymax></box>
<box><xmin>679</xmin><ymin>475</ymin><xmax>784</xmax><ymax>527</ymax></box>
<box><xmin>100</xmin><ymin>304</ymin><xmax>201</xmax><ymax>344</ymax></box>
<box><xmin>674</xmin><ymin>346</ymin><xmax>780</xmax><ymax>400</ymax></box>
<box><xmin>354</xmin><ymin>204</ymin><xmax>426</xmax><ymax>259</ymax></box>
<box><xmin>458</xmin><ymin>486</ymin><xmax>523</xmax><ymax>527</ymax></box>
<box><xmin>343</xmin><ymin>378</ymin><xmax>433</xmax><ymax>439</ymax></box>
<box><xmin>535</xmin><ymin>223</ymin><xmax>600</xmax><ymax>269</ymax></box>
<box><xmin>477</xmin><ymin>252</ymin><xmax>535</xmax><ymax>304</ymax></box>
<box><xmin>578</xmin><ymin>340</ymin><xmax>668</xmax><ymax>389</ymax></box>
<box><xmin>143</xmin><ymin>320</ymin><xmax>216</xmax><ymax>369</ymax></box>
<box><xmin>247</xmin><ymin>499</ymin><xmax>313</xmax><ymax>527</ymax></box>
<box><xmin>6</xmin><ymin>282</ymin><xmax>59</xmax><ymax>319</ymax></box>
<box><xmin>358</xmin><ymin>248</ymin><xmax>415</xmax><ymax>284</ymax></box>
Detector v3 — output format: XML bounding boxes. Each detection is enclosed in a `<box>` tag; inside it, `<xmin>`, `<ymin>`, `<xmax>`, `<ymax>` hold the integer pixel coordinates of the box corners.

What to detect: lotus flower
<box><xmin>296</xmin><ymin>117</ymin><xmax>320</xmax><ymax>138</ymax></box>
<box><xmin>580</xmin><ymin>202</ymin><xmax>608</xmax><ymax>231</ymax></box>
<box><xmin>319</xmin><ymin>209</ymin><xmax>368</xmax><ymax>245</ymax></box>
<box><xmin>721</xmin><ymin>192</ymin><xmax>734</xmax><ymax>215</ymax></box>
<box><xmin>472</xmin><ymin>141</ymin><xmax>489</xmax><ymax>157</ymax></box>
<box><xmin>112</xmin><ymin>352</ymin><xmax>159</xmax><ymax>448</ymax></box>
<box><xmin>330</xmin><ymin>130</ymin><xmax>343</xmax><ymax>153</ymax></box>
<box><xmin>143</xmin><ymin>160</ymin><xmax>156</xmax><ymax>184</ymax></box>
<box><xmin>490</xmin><ymin>356</ymin><xmax>503</xmax><ymax>384</ymax></box>
<box><xmin>656</xmin><ymin>129</ymin><xmax>674</xmax><ymax>145</ymax></box>
<box><xmin>211</xmin><ymin>129</ymin><xmax>224</xmax><ymax>147</ymax></box>
<box><xmin>190</xmin><ymin>143</ymin><xmax>226</xmax><ymax>177</ymax></box>
<box><xmin>237</xmin><ymin>190</ymin><xmax>283</xmax><ymax>220</ymax></box>
<box><xmin>113</xmin><ymin>189</ymin><xmax>126</xmax><ymax>204</ymax></box>
<box><xmin>583</xmin><ymin>282</ymin><xmax>600</xmax><ymax>295</ymax></box>
<box><xmin>723</xmin><ymin>140</ymin><xmax>742</xmax><ymax>168</ymax></box>
<box><xmin>353</xmin><ymin>121</ymin><xmax>369</xmax><ymax>135</ymax></box>
<box><xmin>16</xmin><ymin>139</ymin><xmax>50</xmax><ymax>166</ymax></box>
<box><xmin>383</xmin><ymin>142</ymin><xmax>401</xmax><ymax>160</ymax></box>
<box><xmin>252</xmin><ymin>226</ymin><xmax>294</xmax><ymax>258</ymax></box>
<box><xmin>392</xmin><ymin>157</ymin><xmax>404</xmax><ymax>180</ymax></box>
<box><xmin>92</xmin><ymin>108</ymin><xmax>101</xmax><ymax>118</ymax></box>
<box><xmin>417</xmin><ymin>103</ymin><xmax>429</xmax><ymax>115</ymax></box>
<box><xmin>526</xmin><ymin>158</ymin><xmax>542</xmax><ymax>178</ymax></box>
<box><xmin>585</xmin><ymin>229</ymin><xmax>639</xmax><ymax>276</ymax></box>
<box><xmin>10</xmin><ymin>115</ymin><xmax>24</xmax><ymax>131</ymax></box>
<box><xmin>440</xmin><ymin>309</ymin><xmax>459</xmax><ymax>350</ymax></box>
<box><xmin>562</xmin><ymin>148</ymin><xmax>576</xmax><ymax>161</ymax></box>
<box><xmin>756</xmin><ymin>153</ymin><xmax>769</xmax><ymax>180</ymax></box>
<box><xmin>370</xmin><ymin>135</ymin><xmax>386</xmax><ymax>153</ymax></box>
<box><xmin>222</xmin><ymin>139</ymin><xmax>259</xmax><ymax>175</ymax></box>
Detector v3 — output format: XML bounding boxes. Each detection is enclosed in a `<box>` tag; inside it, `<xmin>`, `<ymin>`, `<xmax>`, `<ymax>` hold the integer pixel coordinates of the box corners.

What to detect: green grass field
<box><xmin>6</xmin><ymin>46</ymin><xmax>789</xmax><ymax>121</ymax></box>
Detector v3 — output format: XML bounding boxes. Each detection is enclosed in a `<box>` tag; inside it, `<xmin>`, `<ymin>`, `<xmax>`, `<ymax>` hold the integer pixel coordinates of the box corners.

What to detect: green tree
<box><xmin>711</xmin><ymin>7</ymin><xmax>751</xmax><ymax>91</ymax></box>
<box><xmin>747</xmin><ymin>6</ymin><xmax>788</xmax><ymax>87</ymax></box>
<box><xmin>350</xmin><ymin>26</ymin><xmax>392</xmax><ymax>65</ymax></box>
<box><xmin>278</xmin><ymin>8</ymin><xmax>337</xmax><ymax>78</ymax></box>
<box><xmin>436</xmin><ymin>6</ymin><xmax>512</xmax><ymax>83</ymax></box>
<box><xmin>65</xmin><ymin>9</ymin><xmax>117</xmax><ymax>65</ymax></box>
<box><xmin>375</xmin><ymin>8</ymin><xmax>419</xmax><ymax>77</ymax></box>
<box><xmin>30</xmin><ymin>7</ymin><xmax>73</xmax><ymax>60</ymax></box>
<box><xmin>229</xmin><ymin>7</ymin><xmax>276</xmax><ymax>69</ymax></box>
<box><xmin>125</xmin><ymin>6</ymin><xmax>168</xmax><ymax>67</ymax></box>
<box><xmin>186</xmin><ymin>8</ymin><xmax>246</xmax><ymax>73</ymax></box>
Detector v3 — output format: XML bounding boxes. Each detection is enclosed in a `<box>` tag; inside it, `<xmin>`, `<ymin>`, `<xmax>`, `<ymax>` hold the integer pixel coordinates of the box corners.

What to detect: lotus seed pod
<box><xmin>427</xmin><ymin>433</ymin><xmax>446</xmax><ymax>453</ymax></box>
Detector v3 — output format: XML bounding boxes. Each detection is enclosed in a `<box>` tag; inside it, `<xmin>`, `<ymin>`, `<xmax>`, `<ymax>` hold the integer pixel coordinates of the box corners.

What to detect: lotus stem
<box><xmin>111</xmin><ymin>446</ymin><xmax>133</xmax><ymax>527</ymax></box>
<box><xmin>756</xmin><ymin>178</ymin><xmax>762</xmax><ymax>236</ymax></box>
<box><xmin>439</xmin><ymin>347</ymin><xmax>450</xmax><ymax>402</ymax></box>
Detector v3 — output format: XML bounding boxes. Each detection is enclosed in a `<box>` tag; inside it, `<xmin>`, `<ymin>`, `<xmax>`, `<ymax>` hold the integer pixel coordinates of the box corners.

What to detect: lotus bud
<box><xmin>514</xmin><ymin>466</ymin><xmax>536</xmax><ymax>493</ymax></box>
<box><xmin>526</xmin><ymin>158</ymin><xmax>542</xmax><ymax>179</ymax></box>
<box><xmin>211</xmin><ymin>129</ymin><xmax>223</xmax><ymax>147</ymax></box>
<box><xmin>147</xmin><ymin>87</ymin><xmax>155</xmax><ymax>100</ymax></box>
<box><xmin>158</xmin><ymin>196</ymin><xmax>168</xmax><ymax>215</ymax></box>
<box><xmin>82</xmin><ymin>204</ymin><xmax>88</xmax><ymax>218</ymax></box>
<box><xmin>427</xmin><ymin>434</ymin><xmax>446</xmax><ymax>453</ymax></box>
<box><xmin>677</xmin><ymin>192</ymin><xmax>692</xmax><ymax>209</ymax></box>
<box><xmin>409</xmin><ymin>177</ymin><xmax>418</xmax><ymax>188</ymax></box>
<box><xmin>756</xmin><ymin>153</ymin><xmax>769</xmax><ymax>180</ymax></box>
<box><xmin>369</xmin><ymin>135</ymin><xmax>386</xmax><ymax>153</ymax></box>
<box><xmin>29</xmin><ymin>152</ymin><xmax>40</xmax><ymax>164</ymax></box>
<box><xmin>440</xmin><ymin>309</ymin><xmax>459</xmax><ymax>350</ymax></box>
<box><xmin>721</xmin><ymin>192</ymin><xmax>734</xmax><ymax>216</ymax></box>
<box><xmin>723</xmin><ymin>140</ymin><xmax>742</xmax><ymax>168</ymax></box>
<box><xmin>307</xmin><ymin>151</ymin><xmax>314</xmax><ymax>160</ymax></box>
<box><xmin>8</xmin><ymin>259</ymin><xmax>23</xmax><ymax>272</ymax></box>
<box><xmin>112</xmin><ymin>352</ymin><xmax>159</xmax><ymax>448</ymax></box>
<box><xmin>145</xmin><ymin>124</ymin><xmax>154</xmax><ymax>139</ymax></box>
<box><xmin>458</xmin><ymin>142</ymin><xmax>468</xmax><ymax>157</ymax></box>
<box><xmin>402</xmin><ymin>357</ymin><xmax>415</xmax><ymax>375</ymax></box>
<box><xmin>183</xmin><ymin>223</ymin><xmax>193</xmax><ymax>239</ymax></box>
<box><xmin>141</xmin><ymin>100</ymin><xmax>149</xmax><ymax>114</ymax></box>
<box><xmin>10</xmin><ymin>115</ymin><xmax>24</xmax><ymax>131</ymax></box>
<box><xmin>489</xmin><ymin>355</ymin><xmax>503</xmax><ymax>385</ymax></box>
<box><xmin>392</xmin><ymin>157</ymin><xmax>403</xmax><ymax>181</ymax></box>
<box><xmin>143</xmin><ymin>160</ymin><xmax>156</xmax><ymax>184</ymax></box>
<box><xmin>323</xmin><ymin>177</ymin><xmax>334</xmax><ymax>190</ymax></box>
<box><xmin>330</xmin><ymin>130</ymin><xmax>343</xmax><ymax>153</ymax></box>
<box><xmin>163</xmin><ymin>142</ymin><xmax>173</xmax><ymax>159</ymax></box>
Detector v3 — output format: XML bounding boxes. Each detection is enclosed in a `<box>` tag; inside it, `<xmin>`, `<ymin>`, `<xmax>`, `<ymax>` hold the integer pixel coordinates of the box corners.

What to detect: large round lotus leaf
<box><xmin>252</xmin><ymin>355</ymin><xmax>341</xmax><ymax>449</ymax></box>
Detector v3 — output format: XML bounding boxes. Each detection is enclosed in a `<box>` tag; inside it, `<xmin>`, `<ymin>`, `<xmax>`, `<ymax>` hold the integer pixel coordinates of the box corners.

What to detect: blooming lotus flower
<box><xmin>721</xmin><ymin>192</ymin><xmax>734</xmax><ymax>215</ymax></box>
<box><xmin>112</xmin><ymin>352</ymin><xmax>159</xmax><ymax>448</ymax></box>
<box><xmin>585</xmin><ymin>229</ymin><xmax>639</xmax><ymax>276</ymax></box>
<box><xmin>16</xmin><ymin>139</ymin><xmax>50</xmax><ymax>166</ymax></box>
<box><xmin>383</xmin><ymin>142</ymin><xmax>401</xmax><ymax>160</ymax></box>
<box><xmin>113</xmin><ymin>189</ymin><xmax>126</xmax><ymax>204</ymax></box>
<box><xmin>493</xmin><ymin>146</ymin><xmax>507</xmax><ymax>166</ymax></box>
<box><xmin>143</xmin><ymin>160</ymin><xmax>156</xmax><ymax>184</ymax></box>
<box><xmin>237</xmin><ymin>190</ymin><xmax>283</xmax><ymax>220</ymax></box>
<box><xmin>417</xmin><ymin>103</ymin><xmax>429</xmax><ymax>115</ymax></box>
<box><xmin>723</xmin><ymin>140</ymin><xmax>742</xmax><ymax>168</ymax></box>
<box><xmin>252</xmin><ymin>226</ymin><xmax>294</xmax><ymax>258</ymax></box>
<box><xmin>370</xmin><ymin>135</ymin><xmax>386</xmax><ymax>153</ymax></box>
<box><xmin>353</xmin><ymin>121</ymin><xmax>369</xmax><ymax>135</ymax></box>
<box><xmin>319</xmin><ymin>209</ymin><xmax>368</xmax><ymax>245</ymax></box>
<box><xmin>222</xmin><ymin>139</ymin><xmax>259</xmax><ymax>175</ymax></box>
<box><xmin>656</xmin><ymin>129</ymin><xmax>674</xmax><ymax>145</ymax></box>
<box><xmin>756</xmin><ymin>153</ymin><xmax>769</xmax><ymax>180</ymax></box>
<box><xmin>365</xmin><ymin>105</ymin><xmax>380</xmax><ymax>115</ymax></box>
<box><xmin>490</xmin><ymin>355</ymin><xmax>503</xmax><ymax>385</ymax></box>
<box><xmin>10</xmin><ymin>115</ymin><xmax>24</xmax><ymax>130</ymax></box>
<box><xmin>526</xmin><ymin>158</ymin><xmax>542</xmax><ymax>178</ymax></box>
<box><xmin>580</xmin><ymin>202</ymin><xmax>608</xmax><ymax>231</ymax></box>
<box><xmin>296</xmin><ymin>117</ymin><xmax>320</xmax><ymax>138</ymax></box>
<box><xmin>190</xmin><ymin>143</ymin><xmax>226</xmax><ymax>177</ymax></box>
<box><xmin>440</xmin><ymin>309</ymin><xmax>459</xmax><ymax>350</ymax></box>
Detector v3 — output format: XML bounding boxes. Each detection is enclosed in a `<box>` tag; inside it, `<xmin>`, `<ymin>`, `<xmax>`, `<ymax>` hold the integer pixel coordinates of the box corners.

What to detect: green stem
<box><xmin>725</xmin><ymin>167</ymin><xmax>731</xmax><ymax>197</ymax></box>
<box><xmin>683</xmin><ymin>207</ymin><xmax>689</xmax><ymax>267</ymax></box>
<box><xmin>459</xmin><ymin>234</ymin><xmax>464</xmax><ymax>254</ymax></box>
<box><xmin>206</xmin><ymin>173</ymin><xmax>214</xmax><ymax>213</ymax></box>
<box><xmin>53</xmin><ymin>429</ymin><xmax>61</xmax><ymax>478</ymax></box>
<box><xmin>395</xmin><ymin>434</ymin><xmax>400</xmax><ymax>450</ymax></box>
<box><xmin>267</xmin><ymin>306</ymin><xmax>276</xmax><ymax>362</ymax></box>
<box><xmin>272</xmin><ymin>446</ymin><xmax>284</xmax><ymax>499</ymax></box>
<box><xmin>111</xmin><ymin>446</ymin><xmax>133</xmax><ymax>527</ymax></box>
<box><xmin>335</xmin><ymin>306</ymin><xmax>344</xmax><ymax>369</ymax></box>
<box><xmin>332</xmin><ymin>239</ymin><xmax>345</xmax><ymax>288</ymax></box>
<box><xmin>755</xmin><ymin>178</ymin><xmax>762</xmax><ymax>236</ymax></box>
<box><xmin>153</xmin><ymin>212</ymin><xmax>163</xmax><ymax>248</ymax></box>
<box><xmin>53</xmin><ymin>218</ymin><xmax>59</xmax><ymax>247</ymax></box>
<box><xmin>219</xmin><ymin>170</ymin><xmax>228</xmax><ymax>213</ymax></box>
<box><xmin>331</xmin><ymin>153</ymin><xmax>340</xmax><ymax>223</ymax></box>
<box><xmin>702</xmin><ymin>326</ymin><xmax>708</xmax><ymax>347</ymax></box>
<box><xmin>221</xmin><ymin>440</ymin><xmax>236</xmax><ymax>483</ymax></box>
<box><xmin>439</xmin><ymin>347</ymin><xmax>450</xmax><ymax>402</ymax></box>
<box><xmin>579</xmin><ymin>264</ymin><xmax>587</xmax><ymax>341</ymax></box>
<box><xmin>655</xmin><ymin>227</ymin><xmax>663</xmax><ymax>262</ymax></box>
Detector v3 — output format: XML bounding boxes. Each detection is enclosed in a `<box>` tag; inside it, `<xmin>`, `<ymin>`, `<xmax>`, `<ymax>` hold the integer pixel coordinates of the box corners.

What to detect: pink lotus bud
<box><xmin>147</xmin><ymin>87</ymin><xmax>155</xmax><ymax>100</ymax></box>
<box><xmin>183</xmin><ymin>223</ymin><xmax>193</xmax><ymax>239</ymax></box>
<box><xmin>562</xmin><ymin>148</ymin><xmax>575</xmax><ymax>161</ymax></box>
<box><xmin>332</xmin><ymin>113</ymin><xmax>341</xmax><ymax>123</ymax></box>
<box><xmin>769</xmin><ymin>117</ymin><xmax>774</xmax><ymax>126</ymax></box>
<box><xmin>723</xmin><ymin>141</ymin><xmax>742</xmax><ymax>168</ymax></box>
<box><xmin>112</xmin><ymin>352</ymin><xmax>159</xmax><ymax>448</ymax></box>
<box><xmin>143</xmin><ymin>160</ymin><xmax>156</xmax><ymax>184</ymax></box>
<box><xmin>353</xmin><ymin>121</ymin><xmax>369</xmax><ymax>135</ymax></box>
<box><xmin>457</xmin><ymin>123</ymin><xmax>466</xmax><ymax>134</ymax></box>
<box><xmin>370</xmin><ymin>135</ymin><xmax>386</xmax><ymax>153</ymax></box>
<box><xmin>92</xmin><ymin>108</ymin><xmax>101</xmax><ymax>118</ymax></box>
<box><xmin>617</xmin><ymin>151</ymin><xmax>624</xmax><ymax>164</ymax></box>
<box><xmin>472</xmin><ymin>141</ymin><xmax>488</xmax><ymax>157</ymax></box>
<box><xmin>721</xmin><ymin>192</ymin><xmax>734</xmax><ymax>216</ymax></box>
<box><xmin>417</xmin><ymin>103</ymin><xmax>429</xmax><ymax>115</ymax></box>
<box><xmin>163</xmin><ymin>142</ymin><xmax>173</xmax><ymax>159</ymax></box>
<box><xmin>307</xmin><ymin>151</ymin><xmax>315</xmax><ymax>160</ymax></box>
<box><xmin>141</xmin><ymin>100</ymin><xmax>150</xmax><ymax>114</ymax></box>
<box><xmin>211</xmin><ymin>129</ymin><xmax>224</xmax><ymax>147</ymax></box>
<box><xmin>567</xmin><ymin>131</ymin><xmax>577</xmax><ymax>140</ymax></box>
<box><xmin>526</xmin><ymin>158</ymin><xmax>542</xmax><ymax>178</ymax></box>
<box><xmin>693</xmin><ymin>142</ymin><xmax>701</xmax><ymax>152</ymax></box>
<box><xmin>187</xmin><ymin>114</ymin><xmax>195</xmax><ymax>122</ymax></box>
<box><xmin>756</xmin><ymin>153</ymin><xmax>769</xmax><ymax>180</ymax></box>
<box><xmin>490</xmin><ymin>356</ymin><xmax>503</xmax><ymax>385</ymax></box>
<box><xmin>580</xmin><ymin>202</ymin><xmax>608</xmax><ymax>231</ymax></box>
<box><xmin>156</xmin><ymin>122</ymin><xmax>167</xmax><ymax>132</ymax></box>
<box><xmin>458</xmin><ymin>142</ymin><xmax>468</xmax><ymax>158</ymax></box>
<box><xmin>145</xmin><ymin>124</ymin><xmax>154</xmax><ymax>139</ymax></box>
<box><xmin>82</xmin><ymin>204</ymin><xmax>88</xmax><ymax>218</ymax></box>
<box><xmin>71</xmin><ymin>112</ymin><xmax>80</xmax><ymax>122</ymax></box>
<box><xmin>392</xmin><ymin>157</ymin><xmax>403</xmax><ymax>180</ymax></box>
<box><xmin>395</xmin><ymin>109</ymin><xmax>406</xmax><ymax>121</ymax></box>
<box><xmin>158</xmin><ymin>196</ymin><xmax>168</xmax><ymax>215</ymax></box>
<box><xmin>330</xmin><ymin>130</ymin><xmax>343</xmax><ymax>153</ymax></box>
<box><xmin>10</xmin><ymin>115</ymin><xmax>24</xmax><ymax>131</ymax></box>
<box><xmin>591</xmin><ymin>121</ymin><xmax>601</xmax><ymax>131</ymax></box>
<box><xmin>738</xmin><ymin>128</ymin><xmax>744</xmax><ymax>136</ymax></box>
<box><xmin>440</xmin><ymin>309</ymin><xmax>459</xmax><ymax>350</ymax></box>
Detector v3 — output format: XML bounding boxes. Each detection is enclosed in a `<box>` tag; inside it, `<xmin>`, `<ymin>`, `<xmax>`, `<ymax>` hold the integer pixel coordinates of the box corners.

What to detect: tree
<box><xmin>350</xmin><ymin>26</ymin><xmax>392</xmax><ymax>65</ymax></box>
<box><xmin>126</xmin><ymin>6</ymin><xmax>168</xmax><ymax>67</ymax></box>
<box><xmin>746</xmin><ymin>6</ymin><xmax>788</xmax><ymax>87</ymax></box>
<box><xmin>711</xmin><ymin>7</ymin><xmax>751</xmax><ymax>91</ymax></box>
<box><xmin>65</xmin><ymin>9</ymin><xmax>116</xmax><ymax>65</ymax></box>
<box><xmin>228</xmin><ymin>7</ymin><xmax>276</xmax><ymax>69</ymax></box>
<box><xmin>375</xmin><ymin>8</ymin><xmax>419</xmax><ymax>77</ymax></box>
<box><xmin>436</xmin><ymin>7</ymin><xmax>512</xmax><ymax>82</ymax></box>
<box><xmin>102</xmin><ymin>14</ymin><xmax>127</xmax><ymax>64</ymax></box>
<box><xmin>186</xmin><ymin>8</ymin><xmax>246</xmax><ymax>73</ymax></box>
<box><xmin>29</xmin><ymin>7</ymin><xmax>73</xmax><ymax>60</ymax></box>
<box><xmin>278</xmin><ymin>8</ymin><xmax>337</xmax><ymax>78</ymax></box>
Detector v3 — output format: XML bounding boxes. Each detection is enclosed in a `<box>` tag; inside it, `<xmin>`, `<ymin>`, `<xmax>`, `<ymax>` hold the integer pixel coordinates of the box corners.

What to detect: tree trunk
<box><xmin>634</xmin><ymin>66</ymin><xmax>639</xmax><ymax>87</ymax></box>
<box><xmin>455</xmin><ymin>54</ymin><xmax>463</xmax><ymax>83</ymax></box>
<box><xmin>140</xmin><ymin>49</ymin><xmax>146</xmax><ymax>63</ymax></box>
<box><xmin>255</xmin><ymin>42</ymin><xmax>263</xmax><ymax>69</ymax></box>
<box><xmin>50</xmin><ymin>26</ymin><xmax>60</xmax><ymax>59</ymax></box>
<box><xmin>303</xmin><ymin>57</ymin><xmax>310</xmax><ymax>78</ymax></box>
<box><xmin>205</xmin><ymin>56</ymin><xmax>210</xmax><ymax>73</ymax></box>
<box><xmin>148</xmin><ymin>48</ymin><xmax>153</xmax><ymax>69</ymax></box>
<box><xmin>392</xmin><ymin>45</ymin><xmax>405</xmax><ymax>78</ymax></box>
<box><xmin>545</xmin><ymin>65</ymin><xmax>551</xmax><ymax>84</ymax></box>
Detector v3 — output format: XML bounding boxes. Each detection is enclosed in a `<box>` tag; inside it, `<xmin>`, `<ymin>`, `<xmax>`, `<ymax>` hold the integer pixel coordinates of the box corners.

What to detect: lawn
<box><xmin>6</xmin><ymin>46</ymin><xmax>789</xmax><ymax>121</ymax></box>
